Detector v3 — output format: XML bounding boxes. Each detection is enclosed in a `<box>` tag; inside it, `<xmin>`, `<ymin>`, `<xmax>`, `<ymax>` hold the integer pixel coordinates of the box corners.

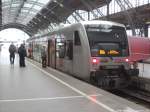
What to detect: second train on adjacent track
<box><xmin>27</xmin><ymin>20</ymin><xmax>139</xmax><ymax>89</ymax></box>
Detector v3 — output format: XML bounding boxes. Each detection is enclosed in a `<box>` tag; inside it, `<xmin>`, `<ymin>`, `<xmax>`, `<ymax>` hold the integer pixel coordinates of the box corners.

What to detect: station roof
<box><xmin>1</xmin><ymin>0</ymin><xmax>111</xmax><ymax>36</ymax></box>
<box><xmin>99</xmin><ymin>3</ymin><xmax>150</xmax><ymax>29</ymax></box>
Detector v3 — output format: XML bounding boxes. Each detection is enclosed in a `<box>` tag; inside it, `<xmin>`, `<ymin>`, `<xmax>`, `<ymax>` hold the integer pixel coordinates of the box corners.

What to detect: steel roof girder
<box><xmin>13</xmin><ymin>0</ymin><xmax>27</xmax><ymax>22</ymax></box>
<box><xmin>1</xmin><ymin>23</ymin><xmax>34</xmax><ymax>36</ymax></box>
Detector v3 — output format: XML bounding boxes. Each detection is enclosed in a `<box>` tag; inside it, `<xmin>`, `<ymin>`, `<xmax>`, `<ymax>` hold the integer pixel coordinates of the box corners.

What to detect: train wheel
<box><xmin>90</xmin><ymin>72</ymin><xmax>98</xmax><ymax>86</ymax></box>
<box><xmin>96</xmin><ymin>70</ymin><xmax>108</xmax><ymax>89</ymax></box>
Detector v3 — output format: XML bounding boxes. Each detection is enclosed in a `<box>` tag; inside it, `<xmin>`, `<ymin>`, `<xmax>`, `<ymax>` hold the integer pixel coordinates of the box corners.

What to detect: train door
<box><xmin>48</xmin><ymin>39</ymin><xmax>56</xmax><ymax>68</ymax></box>
<box><xmin>64</xmin><ymin>40</ymin><xmax>73</xmax><ymax>73</ymax></box>
<box><xmin>73</xmin><ymin>31</ymin><xmax>83</xmax><ymax>77</ymax></box>
<box><xmin>55</xmin><ymin>32</ymin><xmax>73</xmax><ymax>74</ymax></box>
<box><xmin>55</xmin><ymin>38</ymin><xmax>65</xmax><ymax>70</ymax></box>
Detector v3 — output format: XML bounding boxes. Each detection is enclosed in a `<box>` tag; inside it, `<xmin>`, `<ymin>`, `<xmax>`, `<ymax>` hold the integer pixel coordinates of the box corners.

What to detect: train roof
<box><xmin>60</xmin><ymin>20</ymin><xmax>125</xmax><ymax>30</ymax></box>
<box><xmin>80</xmin><ymin>20</ymin><xmax>125</xmax><ymax>27</ymax></box>
<box><xmin>30</xmin><ymin>20</ymin><xmax>125</xmax><ymax>40</ymax></box>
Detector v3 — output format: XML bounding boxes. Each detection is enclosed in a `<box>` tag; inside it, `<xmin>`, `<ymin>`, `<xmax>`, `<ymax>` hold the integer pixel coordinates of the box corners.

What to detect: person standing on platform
<box><xmin>41</xmin><ymin>46</ymin><xmax>47</xmax><ymax>68</ymax></box>
<box><xmin>28</xmin><ymin>47</ymin><xmax>32</xmax><ymax>58</ymax></box>
<box><xmin>18</xmin><ymin>44</ymin><xmax>27</xmax><ymax>67</ymax></box>
<box><xmin>9</xmin><ymin>43</ymin><xmax>16</xmax><ymax>64</ymax></box>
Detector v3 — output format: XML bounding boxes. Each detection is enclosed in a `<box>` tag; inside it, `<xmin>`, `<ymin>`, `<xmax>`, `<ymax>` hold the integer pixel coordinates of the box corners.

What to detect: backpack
<box><xmin>9</xmin><ymin>45</ymin><xmax>16</xmax><ymax>54</ymax></box>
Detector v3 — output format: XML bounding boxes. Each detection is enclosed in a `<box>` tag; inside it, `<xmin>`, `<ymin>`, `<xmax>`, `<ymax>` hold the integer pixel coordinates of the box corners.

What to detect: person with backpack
<box><xmin>9</xmin><ymin>43</ymin><xmax>16</xmax><ymax>64</ymax></box>
<box><xmin>18</xmin><ymin>44</ymin><xmax>27</xmax><ymax>67</ymax></box>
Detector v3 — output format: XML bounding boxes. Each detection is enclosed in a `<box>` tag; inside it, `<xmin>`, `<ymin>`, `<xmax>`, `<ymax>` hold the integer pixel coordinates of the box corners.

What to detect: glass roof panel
<box><xmin>2</xmin><ymin>0</ymin><xmax>50</xmax><ymax>25</ymax></box>
<box><xmin>32</xmin><ymin>5</ymin><xmax>42</xmax><ymax>10</ymax></box>
<box><xmin>11</xmin><ymin>3</ymin><xmax>20</xmax><ymax>7</ymax></box>
<box><xmin>3</xmin><ymin>0</ymin><xmax>11</xmax><ymax>2</ymax></box>
<box><xmin>24</xmin><ymin>3</ymin><xmax>33</xmax><ymax>8</ymax></box>
<box><xmin>21</xmin><ymin>10</ymin><xmax>29</xmax><ymax>13</ymax></box>
<box><xmin>38</xmin><ymin>0</ymin><xmax>49</xmax><ymax>4</ymax></box>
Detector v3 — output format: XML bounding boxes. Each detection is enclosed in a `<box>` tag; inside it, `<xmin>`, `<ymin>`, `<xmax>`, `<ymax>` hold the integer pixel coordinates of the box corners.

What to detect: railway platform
<box><xmin>0</xmin><ymin>49</ymin><xmax>150</xmax><ymax>112</ymax></box>
<box><xmin>139</xmin><ymin>63</ymin><xmax>150</xmax><ymax>79</ymax></box>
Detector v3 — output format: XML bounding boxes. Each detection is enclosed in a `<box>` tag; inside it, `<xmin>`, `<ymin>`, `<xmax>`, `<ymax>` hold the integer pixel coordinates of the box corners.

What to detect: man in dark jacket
<box><xmin>18</xmin><ymin>44</ymin><xmax>27</xmax><ymax>67</ymax></box>
<box><xmin>9</xmin><ymin>43</ymin><xmax>16</xmax><ymax>64</ymax></box>
<box><xmin>41</xmin><ymin>46</ymin><xmax>47</xmax><ymax>68</ymax></box>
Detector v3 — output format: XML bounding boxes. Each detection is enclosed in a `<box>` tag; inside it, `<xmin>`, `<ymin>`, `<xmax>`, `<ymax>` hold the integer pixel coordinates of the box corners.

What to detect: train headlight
<box><xmin>92</xmin><ymin>58</ymin><xmax>99</xmax><ymax>64</ymax></box>
<box><xmin>125</xmin><ymin>58</ymin><xmax>129</xmax><ymax>62</ymax></box>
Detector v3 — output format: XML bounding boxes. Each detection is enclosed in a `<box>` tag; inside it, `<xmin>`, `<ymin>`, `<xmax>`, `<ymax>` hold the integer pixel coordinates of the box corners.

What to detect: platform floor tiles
<box><xmin>0</xmin><ymin>47</ymin><xmax>150</xmax><ymax>112</ymax></box>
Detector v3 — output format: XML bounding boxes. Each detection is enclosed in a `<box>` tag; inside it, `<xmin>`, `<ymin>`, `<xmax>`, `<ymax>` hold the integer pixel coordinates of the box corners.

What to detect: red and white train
<box><xmin>27</xmin><ymin>20</ymin><xmax>150</xmax><ymax>89</ymax></box>
<box><xmin>128</xmin><ymin>36</ymin><xmax>150</xmax><ymax>62</ymax></box>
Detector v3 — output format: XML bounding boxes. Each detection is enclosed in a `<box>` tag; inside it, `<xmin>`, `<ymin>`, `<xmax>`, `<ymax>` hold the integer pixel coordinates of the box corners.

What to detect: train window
<box><xmin>74</xmin><ymin>31</ymin><xmax>81</xmax><ymax>46</ymax></box>
<box><xmin>59</xmin><ymin>44</ymin><xmax>66</xmax><ymax>58</ymax></box>
<box><xmin>66</xmin><ymin>40</ymin><xmax>73</xmax><ymax>60</ymax></box>
<box><xmin>91</xmin><ymin>43</ymin><xmax>121</xmax><ymax>57</ymax></box>
<box><xmin>56</xmin><ymin>38</ymin><xmax>66</xmax><ymax>59</ymax></box>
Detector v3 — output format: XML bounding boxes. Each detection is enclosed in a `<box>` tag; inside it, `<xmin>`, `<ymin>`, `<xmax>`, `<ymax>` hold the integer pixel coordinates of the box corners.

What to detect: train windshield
<box><xmin>85</xmin><ymin>25</ymin><xmax>129</xmax><ymax>57</ymax></box>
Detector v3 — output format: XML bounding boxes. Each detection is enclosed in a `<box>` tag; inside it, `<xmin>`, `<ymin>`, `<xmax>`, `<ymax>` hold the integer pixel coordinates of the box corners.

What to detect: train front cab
<box><xmin>85</xmin><ymin>23</ymin><xmax>139</xmax><ymax>89</ymax></box>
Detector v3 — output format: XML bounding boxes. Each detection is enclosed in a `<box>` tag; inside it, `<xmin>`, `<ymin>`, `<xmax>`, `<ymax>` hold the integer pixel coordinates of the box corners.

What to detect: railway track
<box><xmin>119</xmin><ymin>87</ymin><xmax>150</xmax><ymax>103</ymax></box>
<box><xmin>110</xmin><ymin>87</ymin><xmax>150</xmax><ymax>109</ymax></box>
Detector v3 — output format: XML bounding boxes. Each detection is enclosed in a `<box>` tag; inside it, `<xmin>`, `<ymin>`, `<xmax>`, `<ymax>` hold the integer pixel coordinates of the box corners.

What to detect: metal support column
<box><xmin>0</xmin><ymin>0</ymin><xmax>2</xmax><ymax>30</ymax></box>
<box><xmin>107</xmin><ymin>2</ymin><xmax>110</xmax><ymax>20</ymax></box>
<box><xmin>115</xmin><ymin>0</ymin><xmax>136</xmax><ymax>35</ymax></box>
<box><xmin>88</xmin><ymin>11</ymin><xmax>90</xmax><ymax>20</ymax></box>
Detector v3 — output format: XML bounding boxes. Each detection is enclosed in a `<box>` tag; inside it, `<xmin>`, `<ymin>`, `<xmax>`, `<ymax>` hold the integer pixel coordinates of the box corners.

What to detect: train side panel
<box><xmin>128</xmin><ymin>36</ymin><xmax>150</xmax><ymax>62</ymax></box>
<box><xmin>59</xmin><ymin>28</ymin><xmax>74</xmax><ymax>74</ymax></box>
<box><xmin>48</xmin><ymin>38</ymin><xmax>56</xmax><ymax>68</ymax></box>
<box><xmin>31</xmin><ymin>38</ymin><xmax>48</xmax><ymax>63</ymax></box>
<box><xmin>72</xmin><ymin>24</ymin><xmax>91</xmax><ymax>80</ymax></box>
<box><xmin>50</xmin><ymin>24</ymin><xmax>91</xmax><ymax>80</ymax></box>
